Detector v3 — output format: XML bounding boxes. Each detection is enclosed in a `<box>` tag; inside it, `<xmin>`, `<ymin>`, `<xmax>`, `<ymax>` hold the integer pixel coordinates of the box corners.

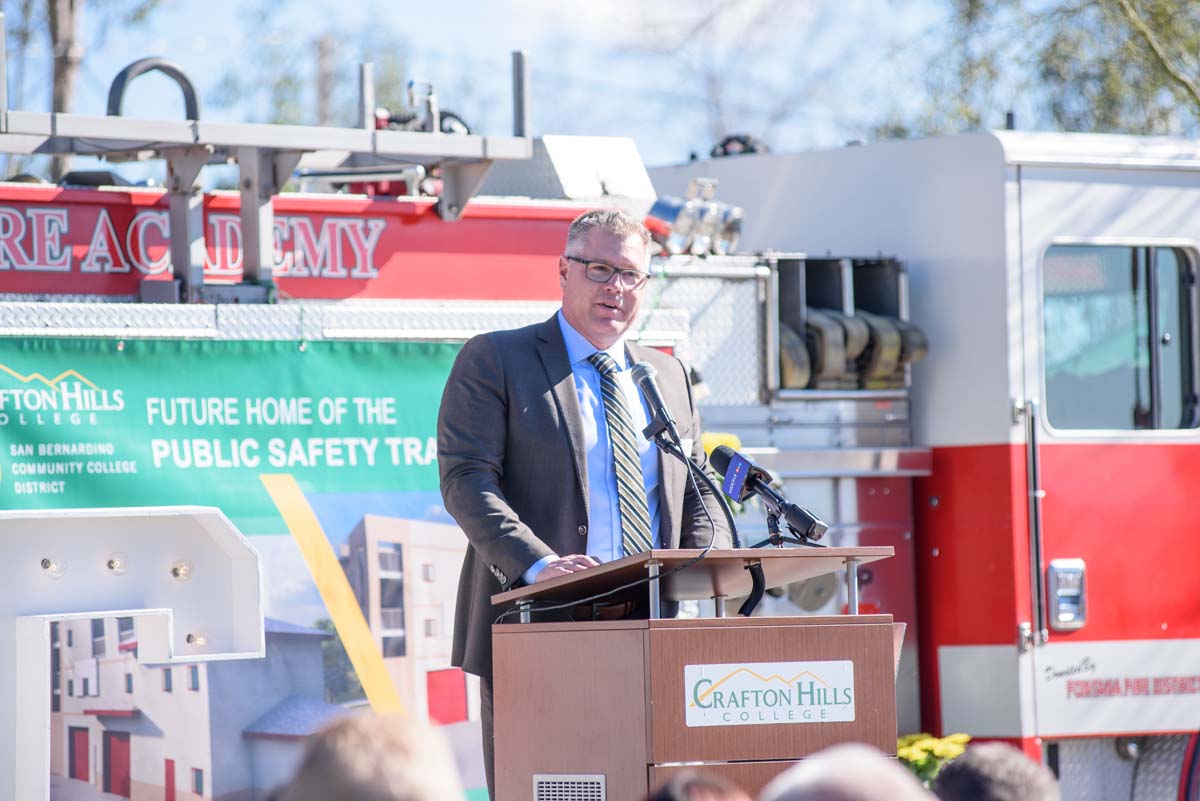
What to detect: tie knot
<box><xmin>588</xmin><ymin>351</ymin><xmax>619</xmax><ymax>377</ymax></box>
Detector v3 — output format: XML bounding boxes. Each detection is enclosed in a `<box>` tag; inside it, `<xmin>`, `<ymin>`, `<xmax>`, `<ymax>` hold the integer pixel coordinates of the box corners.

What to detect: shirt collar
<box><xmin>557</xmin><ymin>310</ymin><xmax>627</xmax><ymax>370</ymax></box>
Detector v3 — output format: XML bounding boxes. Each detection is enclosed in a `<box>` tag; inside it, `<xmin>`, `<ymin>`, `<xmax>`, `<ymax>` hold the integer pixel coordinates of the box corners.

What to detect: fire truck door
<box><xmin>1018</xmin><ymin>166</ymin><xmax>1200</xmax><ymax>742</ymax></box>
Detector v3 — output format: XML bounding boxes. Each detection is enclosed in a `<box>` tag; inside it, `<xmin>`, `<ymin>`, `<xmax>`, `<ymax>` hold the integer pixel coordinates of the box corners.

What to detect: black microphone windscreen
<box><xmin>631</xmin><ymin>361</ymin><xmax>657</xmax><ymax>388</ymax></box>
<box><xmin>709</xmin><ymin>444</ymin><xmax>736</xmax><ymax>476</ymax></box>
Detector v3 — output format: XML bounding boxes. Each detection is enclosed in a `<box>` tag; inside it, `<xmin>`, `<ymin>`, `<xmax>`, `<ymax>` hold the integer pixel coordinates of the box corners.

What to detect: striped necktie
<box><xmin>587</xmin><ymin>351</ymin><xmax>655</xmax><ymax>556</ymax></box>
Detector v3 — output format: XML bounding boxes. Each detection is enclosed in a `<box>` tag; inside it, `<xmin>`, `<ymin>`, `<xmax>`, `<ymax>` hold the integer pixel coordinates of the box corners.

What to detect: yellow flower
<box><xmin>898</xmin><ymin>732</ymin><xmax>933</xmax><ymax>748</ymax></box>
<box><xmin>897</xmin><ymin>732</ymin><xmax>972</xmax><ymax>787</ymax></box>
<box><xmin>701</xmin><ymin>431</ymin><xmax>742</xmax><ymax>455</ymax></box>
<box><xmin>933</xmin><ymin>741</ymin><xmax>966</xmax><ymax>760</ymax></box>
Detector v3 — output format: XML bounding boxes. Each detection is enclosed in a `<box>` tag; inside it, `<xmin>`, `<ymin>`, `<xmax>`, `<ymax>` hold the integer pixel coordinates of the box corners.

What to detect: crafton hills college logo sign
<box><xmin>684</xmin><ymin>661</ymin><xmax>856</xmax><ymax>727</ymax></box>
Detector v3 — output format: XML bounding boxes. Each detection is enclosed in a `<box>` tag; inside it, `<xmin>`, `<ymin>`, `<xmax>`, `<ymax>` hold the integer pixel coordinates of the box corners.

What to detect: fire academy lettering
<box><xmin>0</xmin><ymin>205</ymin><xmax>386</xmax><ymax>278</ymax></box>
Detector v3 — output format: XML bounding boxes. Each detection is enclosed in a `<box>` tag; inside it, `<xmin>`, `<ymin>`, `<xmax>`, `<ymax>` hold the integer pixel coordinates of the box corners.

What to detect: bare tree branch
<box><xmin>1109</xmin><ymin>0</ymin><xmax>1200</xmax><ymax>112</ymax></box>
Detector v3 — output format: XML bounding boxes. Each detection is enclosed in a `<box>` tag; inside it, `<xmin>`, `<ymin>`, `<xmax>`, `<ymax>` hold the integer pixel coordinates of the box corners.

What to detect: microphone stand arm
<box><xmin>644</xmin><ymin>424</ymin><xmax>741</xmax><ymax>549</ymax></box>
<box><xmin>646</xmin><ymin>426</ymin><xmax>767</xmax><ymax>617</ymax></box>
<box><xmin>749</xmin><ymin>513</ymin><xmax>826</xmax><ymax>549</ymax></box>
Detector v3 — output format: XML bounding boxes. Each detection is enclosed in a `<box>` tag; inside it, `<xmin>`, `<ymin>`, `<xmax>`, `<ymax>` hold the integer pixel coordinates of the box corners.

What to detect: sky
<box><xmin>3</xmin><ymin>0</ymin><xmax>945</xmax><ymax>178</ymax></box>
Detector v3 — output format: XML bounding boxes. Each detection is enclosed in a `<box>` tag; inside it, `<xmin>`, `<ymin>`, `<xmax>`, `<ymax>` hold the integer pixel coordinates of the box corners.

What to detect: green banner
<box><xmin>0</xmin><ymin>337</ymin><xmax>459</xmax><ymax>534</ymax></box>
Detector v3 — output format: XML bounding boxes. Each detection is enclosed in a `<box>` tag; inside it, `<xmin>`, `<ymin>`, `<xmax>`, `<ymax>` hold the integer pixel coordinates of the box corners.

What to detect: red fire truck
<box><xmin>1</xmin><ymin>52</ymin><xmax>1198</xmax><ymax>801</ymax></box>
<box><xmin>655</xmin><ymin>131</ymin><xmax>1200</xmax><ymax>801</ymax></box>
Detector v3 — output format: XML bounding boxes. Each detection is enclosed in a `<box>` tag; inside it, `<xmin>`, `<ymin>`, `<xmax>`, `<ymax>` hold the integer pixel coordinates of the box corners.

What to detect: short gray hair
<box><xmin>565</xmin><ymin>208</ymin><xmax>650</xmax><ymax>254</ymax></box>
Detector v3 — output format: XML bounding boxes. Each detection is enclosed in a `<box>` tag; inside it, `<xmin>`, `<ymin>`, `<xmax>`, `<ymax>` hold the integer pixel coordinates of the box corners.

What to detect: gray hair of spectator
<box><xmin>645</xmin><ymin>769</ymin><xmax>752</xmax><ymax>801</ymax></box>
<box><xmin>565</xmin><ymin>208</ymin><xmax>651</xmax><ymax>254</ymax></box>
<box><xmin>932</xmin><ymin>743</ymin><xmax>1061</xmax><ymax>801</ymax></box>
<box><xmin>759</xmin><ymin>743</ymin><xmax>935</xmax><ymax>801</ymax></box>
<box><xmin>272</xmin><ymin>714</ymin><xmax>464</xmax><ymax>801</ymax></box>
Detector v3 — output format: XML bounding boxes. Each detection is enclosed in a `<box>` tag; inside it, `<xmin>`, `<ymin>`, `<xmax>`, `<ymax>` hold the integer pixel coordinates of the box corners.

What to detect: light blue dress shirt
<box><xmin>522</xmin><ymin>311</ymin><xmax>663</xmax><ymax>582</ymax></box>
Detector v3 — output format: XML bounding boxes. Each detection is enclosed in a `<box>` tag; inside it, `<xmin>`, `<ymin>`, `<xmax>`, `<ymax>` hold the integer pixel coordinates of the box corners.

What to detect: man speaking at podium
<box><xmin>437</xmin><ymin>208</ymin><xmax>731</xmax><ymax>798</ymax></box>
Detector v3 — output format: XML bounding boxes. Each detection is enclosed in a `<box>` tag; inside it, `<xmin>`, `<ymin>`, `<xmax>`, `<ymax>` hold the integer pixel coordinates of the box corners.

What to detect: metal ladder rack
<box><xmin>0</xmin><ymin>13</ymin><xmax>534</xmax><ymax>303</ymax></box>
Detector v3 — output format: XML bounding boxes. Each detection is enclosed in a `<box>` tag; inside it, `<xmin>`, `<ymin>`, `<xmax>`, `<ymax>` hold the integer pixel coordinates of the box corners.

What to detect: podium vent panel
<box><xmin>533</xmin><ymin>774</ymin><xmax>605</xmax><ymax>801</ymax></box>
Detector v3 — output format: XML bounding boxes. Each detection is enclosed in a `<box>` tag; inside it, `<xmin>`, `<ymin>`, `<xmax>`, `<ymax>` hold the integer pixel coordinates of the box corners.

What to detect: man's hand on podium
<box><xmin>535</xmin><ymin>553</ymin><xmax>600</xmax><ymax>582</ymax></box>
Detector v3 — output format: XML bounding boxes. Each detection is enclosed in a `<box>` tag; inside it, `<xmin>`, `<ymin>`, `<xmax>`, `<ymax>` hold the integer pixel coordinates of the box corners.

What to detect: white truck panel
<box><xmin>652</xmin><ymin>134</ymin><xmax>1019</xmax><ymax>448</ymax></box>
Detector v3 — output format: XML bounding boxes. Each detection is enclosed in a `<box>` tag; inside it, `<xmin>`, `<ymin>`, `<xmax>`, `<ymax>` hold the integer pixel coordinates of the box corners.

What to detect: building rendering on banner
<box><xmin>341</xmin><ymin>514</ymin><xmax>478</xmax><ymax>726</ymax></box>
<box><xmin>51</xmin><ymin>616</ymin><xmax>347</xmax><ymax>801</ymax></box>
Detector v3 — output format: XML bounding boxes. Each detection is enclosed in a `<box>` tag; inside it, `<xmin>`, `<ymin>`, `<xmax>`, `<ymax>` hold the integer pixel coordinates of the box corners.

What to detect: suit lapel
<box><xmin>537</xmin><ymin>316</ymin><xmax>589</xmax><ymax>519</ymax></box>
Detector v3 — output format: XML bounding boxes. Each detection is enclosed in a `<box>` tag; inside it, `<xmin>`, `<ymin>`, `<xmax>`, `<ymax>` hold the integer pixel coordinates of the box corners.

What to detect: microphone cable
<box><xmin>493</xmin><ymin>436</ymin><xmax>739</xmax><ymax>624</ymax></box>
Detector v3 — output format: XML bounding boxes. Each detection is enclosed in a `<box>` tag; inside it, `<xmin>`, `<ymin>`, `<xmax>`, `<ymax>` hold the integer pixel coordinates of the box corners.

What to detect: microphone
<box><xmin>631</xmin><ymin>362</ymin><xmax>682</xmax><ymax>445</ymax></box>
<box><xmin>709</xmin><ymin>445</ymin><xmax>828</xmax><ymax>541</ymax></box>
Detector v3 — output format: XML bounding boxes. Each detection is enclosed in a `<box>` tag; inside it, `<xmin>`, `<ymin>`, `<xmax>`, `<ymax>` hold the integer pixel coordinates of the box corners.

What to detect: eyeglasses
<box><xmin>563</xmin><ymin>255</ymin><xmax>651</xmax><ymax>289</ymax></box>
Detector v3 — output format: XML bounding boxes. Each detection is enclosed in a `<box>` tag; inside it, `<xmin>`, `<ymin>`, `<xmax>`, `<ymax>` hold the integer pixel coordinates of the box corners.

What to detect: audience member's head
<box><xmin>272</xmin><ymin>713</ymin><xmax>463</xmax><ymax>801</ymax></box>
<box><xmin>759</xmin><ymin>743</ymin><xmax>934</xmax><ymax>801</ymax></box>
<box><xmin>646</xmin><ymin>770</ymin><xmax>752</xmax><ymax>801</ymax></box>
<box><xmin>932</xmin><ymin>742</ymin><xmax>1060</xmax><ymax>801</ymax></box>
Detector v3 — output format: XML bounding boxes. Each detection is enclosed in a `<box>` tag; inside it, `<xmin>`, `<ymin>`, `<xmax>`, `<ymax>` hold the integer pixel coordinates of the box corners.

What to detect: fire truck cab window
<box><xmin>1043</xmin><ymin>245</ymin><xmax>1198</xmax><ymax>430</ymax></box>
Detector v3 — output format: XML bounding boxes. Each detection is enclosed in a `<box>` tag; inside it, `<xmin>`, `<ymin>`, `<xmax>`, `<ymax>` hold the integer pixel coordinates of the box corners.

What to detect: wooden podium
<box><xmin>491</xmin><ymin>548</ymin><xmax>897</xmax><ymax>801</ymax></box>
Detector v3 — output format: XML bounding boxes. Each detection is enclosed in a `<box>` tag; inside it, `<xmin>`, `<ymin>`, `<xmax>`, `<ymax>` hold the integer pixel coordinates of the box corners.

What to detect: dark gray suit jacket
<box><xmin>437</xmin><ymin>315</ymin><xmax>732</xmax><ymax>680</ymax></box>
